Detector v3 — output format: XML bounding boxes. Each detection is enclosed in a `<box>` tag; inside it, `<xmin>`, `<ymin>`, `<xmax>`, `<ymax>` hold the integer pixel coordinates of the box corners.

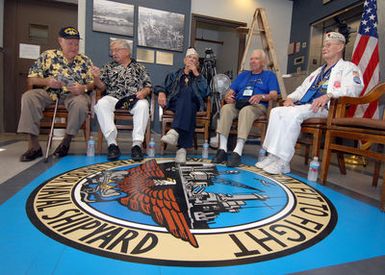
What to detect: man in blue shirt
<box><xmin>212</xmin><ymin>49</ymin><xmax>279</xmax><ymax>167</ymax></box>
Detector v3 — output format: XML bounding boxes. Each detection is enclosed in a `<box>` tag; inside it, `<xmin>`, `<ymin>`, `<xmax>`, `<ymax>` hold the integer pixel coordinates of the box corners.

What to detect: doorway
<box><xmin>191</xmin><ymin>14</ymin><xmax>247</xmax><ymax>80</ymax></box>
<box><xmin>3</xmin><ymin>0</ymin><xmax>77</xmax><ymax>132</ymax></box>
<box><xmin>307</xmin><ymin>2</ymin><xmax>363</xmax><ymax>73</ymax></box>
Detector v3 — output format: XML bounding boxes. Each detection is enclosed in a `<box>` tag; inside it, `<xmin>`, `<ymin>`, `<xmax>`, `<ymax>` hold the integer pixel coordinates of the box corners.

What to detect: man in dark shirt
<box><xmin>155</xmin><ymin>48</ymin><xmax>208</xmax><ymax>163</ymax></box>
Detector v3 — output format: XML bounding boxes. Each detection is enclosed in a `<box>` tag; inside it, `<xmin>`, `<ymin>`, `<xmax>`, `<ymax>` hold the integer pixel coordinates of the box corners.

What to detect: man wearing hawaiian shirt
<box><xmin>17</xmin><ymin>26</ymin><xmax>94</xmax><ymax>161</ymax></box>
<box><xmin>92</xmin><ymin>39</ymin><xmax>152</xmax><ymax>161</ymax></box>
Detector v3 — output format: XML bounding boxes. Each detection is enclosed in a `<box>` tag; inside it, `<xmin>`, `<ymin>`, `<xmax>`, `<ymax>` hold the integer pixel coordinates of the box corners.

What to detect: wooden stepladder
<box><xmin>240</xmin><ymin>8</ymin><xmax>287</xmax><ymax>98</ymax></box>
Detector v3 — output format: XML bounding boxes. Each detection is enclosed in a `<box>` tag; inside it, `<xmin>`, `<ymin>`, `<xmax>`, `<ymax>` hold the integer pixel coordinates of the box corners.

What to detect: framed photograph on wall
<box><xmin>93</xmin><ymin>0</ymin><xmax>134</xmax><ymax>37</ymax></box>
<box><xmin>138</xmin><ymin>6</ymin><xmax>185</xmax><ymax>51</ymax></box>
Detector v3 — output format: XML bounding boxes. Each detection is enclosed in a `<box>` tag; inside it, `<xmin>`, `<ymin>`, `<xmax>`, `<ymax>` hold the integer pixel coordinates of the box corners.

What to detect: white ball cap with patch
<box><xmin>186</xmin><ymin>48</ymin><xmax>199</xmax><ymax>57</ymax></box>
<box><xmin>325</xmin><ymin>32</ymin><xmax>346</xmax><ymax>44</ymax></box>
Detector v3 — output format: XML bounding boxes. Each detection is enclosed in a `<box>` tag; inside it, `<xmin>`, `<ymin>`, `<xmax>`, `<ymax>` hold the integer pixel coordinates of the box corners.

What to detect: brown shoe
<box><xmin>53</xmin><ymin>143</ymin><xmax>70</xmax><ymax>158</ymax></box>
<box><xmin>20</xmin><ymin>147</ymin><xmax>43</xmax><ymax>162</ymax></box>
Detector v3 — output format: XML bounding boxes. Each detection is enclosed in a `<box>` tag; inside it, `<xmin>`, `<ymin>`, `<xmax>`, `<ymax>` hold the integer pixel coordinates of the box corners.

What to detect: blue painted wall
<box><xmin>85</xmin><ymin>0</ymin><xmax>191</xmax><ymax>133</ymax></box>
<box><xmin>287</xmin><ymin>0</ymin><xmax>362</xmax><ymax>73</ymax></box>
<box><xmin>85</xmin><ymin>0</ymin><xmax>191</xmax><ymax>87</ymax></box>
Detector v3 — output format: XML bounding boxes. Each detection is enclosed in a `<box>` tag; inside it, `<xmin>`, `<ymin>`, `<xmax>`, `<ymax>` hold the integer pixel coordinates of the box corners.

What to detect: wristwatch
<box><xmin>261</xmin><ymin>95</ymin><xmax>266</xmax><ymax>100</ymax></box>
<box><xmin>326</xmin><ymin>93</ymin><xmax>333</xmax><ymax>100</ymax></box>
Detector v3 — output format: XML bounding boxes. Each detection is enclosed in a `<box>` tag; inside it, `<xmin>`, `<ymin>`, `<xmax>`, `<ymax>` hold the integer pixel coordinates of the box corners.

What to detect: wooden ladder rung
<box><xmin>240</xmin><ymin>8</ymin><xmax>287</xmax><ymax>98</ymax></box>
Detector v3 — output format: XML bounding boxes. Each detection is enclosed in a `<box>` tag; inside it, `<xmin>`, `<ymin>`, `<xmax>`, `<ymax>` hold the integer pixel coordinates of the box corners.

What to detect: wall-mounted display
<box><xmin>137</xmin><ymin>48</ymin><xmax>155</xmax><ymax>63</ymax></box>
<box><xmin>93</xmin><ymin>0</ymin><xmax>134</xmax><ymax>37</ymax></box>
<box><xmin>156</xmin><ymin>51</ymin><xmax>174</xmax><ymax>66</ymax></box>
<box><xmin>138</xmin><ymin>7</ymin><xmax>185</xmax><ymax>52</ymax></box>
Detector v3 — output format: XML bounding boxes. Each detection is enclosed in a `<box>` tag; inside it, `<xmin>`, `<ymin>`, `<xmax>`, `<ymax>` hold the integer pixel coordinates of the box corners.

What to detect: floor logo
<box><xmin>27</xmin><ymin>159</ymin><xmax>337</xmax><ymax>266</ymax></box>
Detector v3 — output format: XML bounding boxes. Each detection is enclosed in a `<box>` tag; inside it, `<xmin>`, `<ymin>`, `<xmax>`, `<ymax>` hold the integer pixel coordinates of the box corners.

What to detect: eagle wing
<box><xmin>119</xmin><ymin>160</ymin><xmax>198</xmax><ymax>248</ymax></box>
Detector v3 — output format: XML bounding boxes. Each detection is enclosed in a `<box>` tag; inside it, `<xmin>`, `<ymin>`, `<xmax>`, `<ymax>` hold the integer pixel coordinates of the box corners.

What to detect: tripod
<box><xmin>201</xmin><ymin>57</ymin><xmax>220</xmax><ymax>132</ymax></box>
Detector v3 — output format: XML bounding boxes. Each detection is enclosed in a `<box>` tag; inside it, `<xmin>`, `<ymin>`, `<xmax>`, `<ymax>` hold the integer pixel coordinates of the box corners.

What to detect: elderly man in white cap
<box><xmin>155</xmin><ymin>47</ymin><xmax>209</xmax><ymax>163</ymax></box>
<box><xmin>256</xmin><ymin>31</ymin><xmax>364</xmax><ymax>174</ymax></box>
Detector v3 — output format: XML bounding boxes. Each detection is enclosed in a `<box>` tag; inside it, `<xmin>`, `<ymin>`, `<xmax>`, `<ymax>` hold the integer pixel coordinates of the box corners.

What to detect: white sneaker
<box><xmin>175</xmin><ymin>148</ymin><xmax>187</xmax><ymax>164</ymax></box>
<box><xmin>255</xmin><ymin>154</ymin><xmax>278</xmax><ymax>169</ymax></box>
<box><xmin>161</xmin><ymin>129</ymin><xmax>179</xmax><ymax>146</ymax></box>
<box><xmin>263</xmin><ymin>158</ymin><xmax>291</xmax><ymax>175</ymax></box>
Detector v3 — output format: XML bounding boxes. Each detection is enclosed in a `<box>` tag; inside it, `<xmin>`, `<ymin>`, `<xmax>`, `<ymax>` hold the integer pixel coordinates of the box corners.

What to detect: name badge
<box><xmin>243</xmin><ymin>86</ymin><xmax>253</xmax><ymax>96</ymax></box>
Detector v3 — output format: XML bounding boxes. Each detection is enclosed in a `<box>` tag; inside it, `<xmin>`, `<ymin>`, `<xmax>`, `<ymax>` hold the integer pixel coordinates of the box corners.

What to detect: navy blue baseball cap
<box><xmin>58</xmin><ymin>26</ymin><xmax>81</xmax><ymax>39</ymax></box>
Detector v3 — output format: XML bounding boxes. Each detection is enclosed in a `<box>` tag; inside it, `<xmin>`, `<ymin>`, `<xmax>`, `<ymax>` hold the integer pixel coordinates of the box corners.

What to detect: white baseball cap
<box><xmin>324</xmin><ymin>32</ymin><xmax>346</xmax><ymax>44</ymax></box>
<box><xmin>186</xmin><ymin>48</ymin><xmax>199</xmax><ymax>57</ymax></box>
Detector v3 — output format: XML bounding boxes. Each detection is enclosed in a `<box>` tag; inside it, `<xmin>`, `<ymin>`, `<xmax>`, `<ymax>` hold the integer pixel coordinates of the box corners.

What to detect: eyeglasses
<box><xmin>110</xmin><ymin>48</ymin><xmax>128</xmax><ymax>54</ymax></box>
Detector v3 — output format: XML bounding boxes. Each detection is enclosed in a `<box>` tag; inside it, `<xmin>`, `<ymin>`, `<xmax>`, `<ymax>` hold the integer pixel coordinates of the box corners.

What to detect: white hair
<box><xmin>110</xmin><ymin>39</ymin><xmax>131</xmax><ymax>52</ymax></box>
<box><xmin>252</xmin><ymin>49</ymin><xmax>267</xmax><ymax>62</ymax></box>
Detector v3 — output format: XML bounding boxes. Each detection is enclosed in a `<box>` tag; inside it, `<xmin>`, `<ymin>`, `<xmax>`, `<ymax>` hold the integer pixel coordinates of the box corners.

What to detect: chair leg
<box><xmin>97</xmin><ymin>129</ymin><xmax>104</xmax><ymax>154</ymax></box>
<box><xmin>84</xmin><ymin>115</ymin><xmax>91</xmax><ymax>142</ymax></box>
<box><xmin>204</xmin><ymin>122</ymin><xmax>210</xmax><ymax>142</ymax></box>
<box><xmin>381</xmin><ymin>169</ymin><xmax>385</xmax><ymax>211</ymax></box>
<box><xmin>312</xmin><ymin>129</ymin><xmax>322</xmax><ymax>159</ymax></box>
<box><xmin>335</xmin><ymin>137</ymin><xmax>346</xmax><ymax>174</ymax></box>
<box><xmin>260</xmin><ymin>125</ymin><xmax>266</xmax><ymax>145</ymax></box>
<box><xmin>320</xmin><ymin>131</ymin><xmax>333</xmax><ymax>185</ymax></box>
<box><xmin>372</xmin><ymin>160</ymin><xmax>381</xmax><ymax>187</ymax></box>
<box><xmin>143</xmin><ymin>120</ymin><xmax>151</xmax><ymax>149</ymax></box>
<box><xmin>160</xmin><ymin>120</ymin><xmax>167</xmax><ymax>155</ymax></box>
<box><xmin>336</xmin><ymin>153</ymin><xmax>346</xmax><ymax>175</ymax></box>
<box><xmin>304</xmin><ymin>144</ymin><xmax>310</xmax><ymax>165</ymax></box>
<box><xmin>193</xmin><ymin>133</ymin><xmax>198</xmax><ymax>150</ymax></box>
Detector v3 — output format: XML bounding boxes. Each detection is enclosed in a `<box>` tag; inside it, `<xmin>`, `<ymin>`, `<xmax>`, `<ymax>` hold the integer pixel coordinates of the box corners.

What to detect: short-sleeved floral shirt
<box><xmin>28</xmin><ymin>49</ymin><xmax>94</xmax><ymax>95</ymax></box>
<box><xmin>100</xmin><ymin>59</ymin><xmax>152</xmax><ymax>100</ymax></box>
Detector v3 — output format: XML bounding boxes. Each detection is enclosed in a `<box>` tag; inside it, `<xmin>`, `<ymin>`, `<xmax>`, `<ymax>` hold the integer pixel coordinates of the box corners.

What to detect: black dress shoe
<box><xmin>211</xmin><ymin>149</ymin><xmax>227</xmax><ymax>163</ymax></box>
<box><xmin>20</xmin><ymin>147</ymin><xmax>43</xmax><ymax>162</ymax></box>
<box><xmin>107</xmin><ymin>144</ymin><xmax>121</xmax><ymax>161</ymax></box>
<box><xmin>53</xmin><ymin>143</ymin><xmax>70</xmax><ymax>158</ymax></box>
<box><xmin>226</xmin><ymin>152</ymin><xmax>241</xmax><ymax>167</ymax></box>
<box><xmin>131</xmin><ymin>145</ymin><xmax>143</xmax><ymax>161</ymax></box>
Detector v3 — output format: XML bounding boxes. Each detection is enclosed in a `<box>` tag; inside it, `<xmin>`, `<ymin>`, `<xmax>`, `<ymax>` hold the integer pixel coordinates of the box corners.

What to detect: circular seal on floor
<box><xmin>27</xmin><ymin>158</ymin><xmax>337</xmax><ymax>266</ymax></box>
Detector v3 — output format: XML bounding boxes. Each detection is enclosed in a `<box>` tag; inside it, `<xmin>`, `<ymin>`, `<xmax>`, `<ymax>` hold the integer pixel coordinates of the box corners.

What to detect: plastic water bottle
<box><xmin>258</xmin><ymin>147</ymin><xmax>266</xmax><ymax>162</ymax></box>
<box><xmin>307</xmin><ymin>156</ymin><xmax>320</xmax><ymax>182</ymax></box>
<box><xmin>147</xmin><ymin>137</ymin><xmax>156</xmax><ymax>158</ymax></box>
<box><xmin>202</xmin><ymin>140</ymin><xmax>209</xmax><ymax>159</ymax></box>
<box><xmin>87</xmin><ymin>136</ymin><xmax>95</xmax><ymax>157</ymax></box>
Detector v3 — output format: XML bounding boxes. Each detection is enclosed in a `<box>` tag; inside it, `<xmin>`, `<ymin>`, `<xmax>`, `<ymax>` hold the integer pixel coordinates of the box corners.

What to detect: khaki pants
<box><xmin>17</xmin><ymin>89</ymin><xmax>90</xmax><ymax>136</ymax></box>
<box><xmin>216</xmin><ymin>103</ymin><xmax>266</xmax><ymax>140</ymax></box>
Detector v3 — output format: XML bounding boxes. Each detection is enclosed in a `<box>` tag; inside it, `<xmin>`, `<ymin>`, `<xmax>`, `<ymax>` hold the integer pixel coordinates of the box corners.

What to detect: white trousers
<box><xmin>94</xmin><ymin>95</ymin><xmax>149</xmax><ymax>146</ymax></box>
<box><xmin>263</xmin><ymin>104</ymin><xmax>328</xmax><ymax>162</ymax></box>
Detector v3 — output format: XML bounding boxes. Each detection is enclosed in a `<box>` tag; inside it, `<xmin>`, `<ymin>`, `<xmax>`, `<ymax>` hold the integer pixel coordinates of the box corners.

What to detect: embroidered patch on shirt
<box><xmin>333</xmin><ymin>81</ymin><xmax>341</xmax><ymax>88</ymax></box>
<box><xmin>353</xmin><ymin>76</ymin><xmax>361</xmax><ymax>84</ymax></box>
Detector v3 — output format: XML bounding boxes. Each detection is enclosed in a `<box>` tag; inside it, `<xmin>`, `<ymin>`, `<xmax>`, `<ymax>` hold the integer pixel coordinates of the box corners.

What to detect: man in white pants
<box><xmin>256</xmin><ymin>32</ymin><xmax>364</xmax><ymax>174</ymax></box>
<box><xmin>92</xmin><ymin>39</ymin><xmax>152</xmax><ymax>161</ymax></box>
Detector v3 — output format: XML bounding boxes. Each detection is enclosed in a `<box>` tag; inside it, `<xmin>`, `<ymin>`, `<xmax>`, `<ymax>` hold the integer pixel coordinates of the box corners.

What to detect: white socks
<box><xmin>219</xmin><ymin>134</ymin><xmax>228</xmax><ymax>152</ymax></box>
<box><xmin>233</xmin><ymin>138</ymin><xmax>245</xmax><ymax>156</ymax></box>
